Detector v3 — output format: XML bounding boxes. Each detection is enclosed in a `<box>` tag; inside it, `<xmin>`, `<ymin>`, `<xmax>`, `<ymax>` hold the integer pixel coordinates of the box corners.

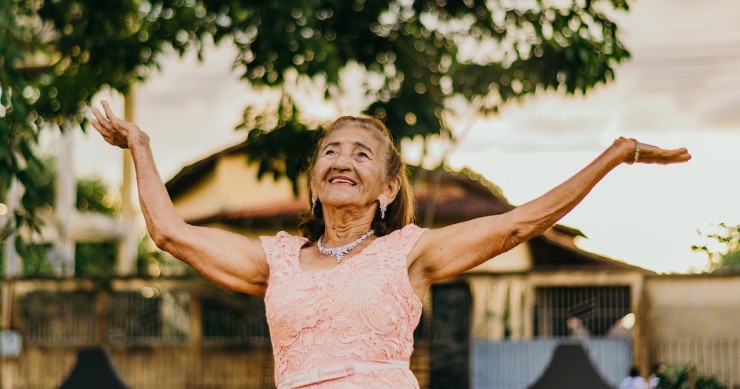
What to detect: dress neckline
<box><xmin>296</xmin><ymin>234</ymin><xmax>384</xmax><ymax>274</ymax></box>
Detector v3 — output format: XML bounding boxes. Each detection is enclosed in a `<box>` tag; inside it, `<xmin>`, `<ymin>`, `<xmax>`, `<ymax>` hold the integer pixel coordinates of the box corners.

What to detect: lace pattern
<box><xmin>260</xmin><ymin>224</ymin><xmax>427</xmax><ymax>388</ymax></box>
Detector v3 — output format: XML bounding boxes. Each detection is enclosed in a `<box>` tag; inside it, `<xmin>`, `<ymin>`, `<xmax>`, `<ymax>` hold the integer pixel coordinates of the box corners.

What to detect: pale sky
<box><xmin>70</xmin><ymin>0</ymin><xmax>740</xmax><ymax>273</ymax></box>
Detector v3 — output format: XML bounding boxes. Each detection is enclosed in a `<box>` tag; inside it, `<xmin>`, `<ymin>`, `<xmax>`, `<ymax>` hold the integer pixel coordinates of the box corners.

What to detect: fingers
<box><xmin>90</xmin><ymin>108</ymin><xmax>113</xmax><ymax>141</ymax></box>
<box><xmin>101</xmin><ymin>100</ymin><xmax>123</xmax><ymax>132</ymax></box>
<box><xmin>641</xmin><ymin>146</ymin><xmax>691</xmax><ymax>164</ymax></box>
<box><xmin>101</xmin><ymin>100</ymin><xmax>117</xmax><ymax>124</ymax></box>
<box><xmin>674</xmin><ymin>149</ymin><xmax>692</xmax><ymax>162</ymax></box>
<box><xmin>90</xmin><ymin>102</ymin><xmax>125</xmax><ymax>147</ymax></box>
<box><xmin>91</xmin><ymin>107</ymin><xmax>109</xmax><ymax>128</ymax></box>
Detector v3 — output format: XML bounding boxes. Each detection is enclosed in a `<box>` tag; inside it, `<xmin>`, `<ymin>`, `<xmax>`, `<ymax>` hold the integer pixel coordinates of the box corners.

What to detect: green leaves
<box><xmin>240</xmin><ymin>96</ymin><xmax>319</xmax><ymax>195</ymax></box>
<box><xmin>3</xmin><ymin>0</ymin><xmax>632</xmax><ymax>267</ymax></box>
<box><xmin>693</xmin><ymin>223</ymin><xmax>740</xmax><ymax>273</ymax></box>
<box><xmin>657</xmin><ymin>363</ymin><xmax>727</xmax><ymax>389</ymax></box>
<box><xmin>229</xmin><ymin>0</ymin><xmax>631</xmax><ymax>183</ymax></box>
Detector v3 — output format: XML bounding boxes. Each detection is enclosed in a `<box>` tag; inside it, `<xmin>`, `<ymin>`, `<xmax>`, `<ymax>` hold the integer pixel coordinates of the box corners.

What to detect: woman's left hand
<box><xmin>614</xmin><ymin>137</ymin><xmax>692</xmax><ymax>165</ymax></box>
<box><xmin>90</xmin><ymin>100</ymin><xmax>145</xmax><ymax>149</ymax></box>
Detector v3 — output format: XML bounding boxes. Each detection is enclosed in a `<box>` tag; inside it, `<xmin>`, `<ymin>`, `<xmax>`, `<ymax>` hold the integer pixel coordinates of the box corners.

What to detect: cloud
<box><xmin>458</xmin><ymin>89</ymin><xmax>626</xmax><ymax>152</ymax></box>
<box><xmin>617</xmin><ymin>91</ymin><xmax>702</xmax><ymax>134</ymax></box>
<box><xmin>697</xmin><ymin>90</ymin><xmax>740</xmax><ymax>130</ymax></box>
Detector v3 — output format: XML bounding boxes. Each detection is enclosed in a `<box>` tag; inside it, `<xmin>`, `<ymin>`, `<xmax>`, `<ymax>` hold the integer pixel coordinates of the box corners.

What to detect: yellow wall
<box><xmin>469</xmin><ymin>244</ymin><xmax>533</xmax><ymax>273</ymax></box>
<box><xmin>172</xmin><ymin>154</ymin><xmax>306</xmax><ymax>221</ymax></box>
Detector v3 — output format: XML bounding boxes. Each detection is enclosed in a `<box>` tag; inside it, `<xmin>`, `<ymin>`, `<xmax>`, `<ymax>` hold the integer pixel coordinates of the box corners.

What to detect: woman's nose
<box><xmin>332</xmin><ymin>154</ymin><xmax>352</xmax><ymax>170</ymax></box>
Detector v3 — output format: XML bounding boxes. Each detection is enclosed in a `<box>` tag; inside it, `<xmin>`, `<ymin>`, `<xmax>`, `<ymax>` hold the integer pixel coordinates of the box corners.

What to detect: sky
<box><xmin>69</xmin><ymin>0</ymin><xmax>740</xmax><ymax>273</ymax></box>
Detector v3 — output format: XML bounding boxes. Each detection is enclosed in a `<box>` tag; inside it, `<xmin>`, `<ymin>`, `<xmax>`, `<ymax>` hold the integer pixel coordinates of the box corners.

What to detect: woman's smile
<box><xmin>328</xmin><ymin>175</ymin><xmax>357</xmax><ymax>186</ymax></box>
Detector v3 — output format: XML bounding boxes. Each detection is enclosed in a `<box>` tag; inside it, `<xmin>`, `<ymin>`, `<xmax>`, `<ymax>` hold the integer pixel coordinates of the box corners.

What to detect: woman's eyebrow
<box><xmin>321</xmin><ymin>141</ymin><xmax>373</xmax><ymax>153</ymax></box>
<box><xmin>321</xmin><ymin>141</ymin><xmax>340</xmax><ymax>151</ymax></box>
<box><xmin>353</xmin><ymin>141</ymin><xmax>373</xmax><ymax>153</ymax></box>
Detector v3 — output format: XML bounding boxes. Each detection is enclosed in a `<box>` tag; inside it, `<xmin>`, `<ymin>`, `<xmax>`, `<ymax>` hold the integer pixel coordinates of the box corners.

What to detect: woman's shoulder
<box><xmin>386</xmin><ymin>223</ymin><xmax>428</xmax><ymax>242</ymax></box>
<box><xmin>260</xmin><ymin>230</ymin><xmax>306</xmax><ymax>239</ymax></box>
<box><xmin>259</xmin><ymin>231</ymin><xmax>308</xmax><ymax>254</ymax></box>
<box><xmin>373</xmin><ymin>223</ymin><xmax>428</xmax><ymax>251</ymax></box>
<box><xmin>398</xmin><ymin>223</ymin><xmax>428</xmax><ymax>237</ymax></box>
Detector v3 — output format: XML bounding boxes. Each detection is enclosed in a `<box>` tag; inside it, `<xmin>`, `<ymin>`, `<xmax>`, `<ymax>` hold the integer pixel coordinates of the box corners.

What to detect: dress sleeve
<box><xmin>397</xmin><ymin>224</ymin><xmax>429</xmax><ymax>258</ymax></box>
<box><xmin>259</xmin><ymin>231</ymin><xmax>306</xmax><ymax>276</ymax></box>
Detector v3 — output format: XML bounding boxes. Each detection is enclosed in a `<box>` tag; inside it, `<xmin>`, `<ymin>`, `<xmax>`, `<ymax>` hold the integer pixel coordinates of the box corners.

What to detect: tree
<box><xmin>2</xmin><ymin>0</ymin><xmax>631</xmax><ymax>245</ymax></box>
<box><xmin>0</xmin><ymin>156</ymin><xmax>171</xmax><ymax>277</ymax></box>
<box><xmin>692</xmin><ymin>223</ymin><xmax>740</xmax><ymax>273</ymax></box>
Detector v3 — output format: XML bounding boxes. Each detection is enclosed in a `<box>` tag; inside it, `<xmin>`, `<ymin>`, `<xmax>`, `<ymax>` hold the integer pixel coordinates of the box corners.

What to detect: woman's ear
<box><xmin>377</xmin><ymin>175</ymin><xmax>401</xmax><ymax>205</ymax></box>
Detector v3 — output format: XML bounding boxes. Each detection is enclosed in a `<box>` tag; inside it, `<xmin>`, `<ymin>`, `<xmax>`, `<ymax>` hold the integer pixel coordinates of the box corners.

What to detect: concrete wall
<box><xmin>5</xmin><ymin>344</ymin><xmax>273</xmax><ymax>388</ymax></box>
<box><xmin>644</xmin><ymin>274</ymin><xmax>740</xmax><ymax>341</ymax></box>
<box><xmin>643</xmin><ymin>274</ymin><xmax>740</xmax><ymax>387</ymax></box>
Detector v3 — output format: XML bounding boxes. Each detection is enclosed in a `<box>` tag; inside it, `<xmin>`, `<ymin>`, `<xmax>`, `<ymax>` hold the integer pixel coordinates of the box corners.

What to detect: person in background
<box><xmin>620</xmin><ymin>366</ymin><xmax>649</xmax><ymax>389</ymax></box>
<box><xmin>567</xmin><ymin>316</ymin><xmax>590</xmax><ymax>339</ymax></box>
<box><xmin>648</xmin><ymin>362</ymin><xmax>666</xmax><ymax>389</ymax></box>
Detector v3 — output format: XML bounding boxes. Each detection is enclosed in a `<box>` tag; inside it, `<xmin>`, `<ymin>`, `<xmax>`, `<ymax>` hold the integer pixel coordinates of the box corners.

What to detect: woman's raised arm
<box><xmin>408</xmin><ymin>137</ymin><xmax>691</xmax><ymax>290</ymax></box>
<box><xmin>91</xmin><ymin>100</ymin><xmax>269</xmax><ymax>295</ymax></box>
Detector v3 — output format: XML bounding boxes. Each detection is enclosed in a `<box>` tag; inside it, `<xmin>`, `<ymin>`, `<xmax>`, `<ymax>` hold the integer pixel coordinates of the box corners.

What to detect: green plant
<box><xmin>692</xmin><ymin>223</ymin><xmax>740</xmax><ymax>273</ymax></box>
<box><xmin>657</xmin><ymin>363</ymin><xmax>727</xmax><ymax>389</ymax></box>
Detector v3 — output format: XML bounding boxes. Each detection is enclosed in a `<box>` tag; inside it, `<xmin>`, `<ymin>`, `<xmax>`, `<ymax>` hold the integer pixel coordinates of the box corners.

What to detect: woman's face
<box><xmin>312</xmin><ymin>126</ymin><xmax>390</xmax><ymax>210</ymax></box>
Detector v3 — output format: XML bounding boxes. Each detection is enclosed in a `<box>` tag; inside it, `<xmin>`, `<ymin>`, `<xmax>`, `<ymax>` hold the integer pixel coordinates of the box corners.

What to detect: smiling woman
<box><xmin>89</xmin><ymin>100</ymin><xmax>690</xmax><ymax>388</ymax></box>
<box><xmin>301</xmin><ymin>116</ymin><xmax>415</xmax><ymax>244</ymax></box>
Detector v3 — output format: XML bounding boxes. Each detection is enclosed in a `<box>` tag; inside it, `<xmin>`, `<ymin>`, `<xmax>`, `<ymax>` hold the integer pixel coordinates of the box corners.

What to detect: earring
<box><xmin>311</xmin><ymin>197</ymin><xmax>317</xmax><ymax>216</ymax></box>
<box><xmin>380</xmin><ymin>203</ymin><xmax>387</xmax><ymax>220</ymax></box>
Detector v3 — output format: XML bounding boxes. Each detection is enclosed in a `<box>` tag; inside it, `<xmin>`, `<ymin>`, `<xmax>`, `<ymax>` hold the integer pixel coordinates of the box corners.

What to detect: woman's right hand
<box><xmin>90</xmin><ymin>100</ymin><xmax>146</xmax><ymax>149</ymax></box>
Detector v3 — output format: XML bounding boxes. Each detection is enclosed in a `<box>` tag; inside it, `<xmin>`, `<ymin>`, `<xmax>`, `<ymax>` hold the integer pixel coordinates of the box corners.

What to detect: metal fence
<box><xmin>653</xmin><ymin>338</ymin><xmax>740</xmax><ymax>388</ymax></box>
<box><xmin>534</xmin><ymin>286</ymin><xmax>632</xmax><ymax>338</ymax></box>
<box><xmin>4</xmin><ymin>278</ymin><xmax>430</xmax><ymax>388</ymax></box>
<box><xmin>6</xmin><ymin>279</ymin><xmax>277</xmax><ymax>388</ymax></box>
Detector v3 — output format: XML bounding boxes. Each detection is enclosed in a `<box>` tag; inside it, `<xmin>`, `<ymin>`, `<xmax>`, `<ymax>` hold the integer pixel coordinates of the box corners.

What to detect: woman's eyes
<box><xmin>323</xmin><ymin>149</ymin><xmax>370</xmax><ymax>158</ymax></box>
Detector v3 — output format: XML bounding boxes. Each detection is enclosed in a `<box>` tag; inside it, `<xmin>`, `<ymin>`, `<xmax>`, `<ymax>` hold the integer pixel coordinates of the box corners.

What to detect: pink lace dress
<box><xmin>260</xmin><ymin>224</ymin><xmax>427</xmax><ymax>388</ymax></box>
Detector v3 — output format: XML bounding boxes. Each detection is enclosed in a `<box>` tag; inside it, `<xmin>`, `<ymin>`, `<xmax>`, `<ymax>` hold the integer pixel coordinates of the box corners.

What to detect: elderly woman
<box><xmin>91</xmin><ymin>100</ymin><xmax>690</xmax><ymax>388</ymax></box>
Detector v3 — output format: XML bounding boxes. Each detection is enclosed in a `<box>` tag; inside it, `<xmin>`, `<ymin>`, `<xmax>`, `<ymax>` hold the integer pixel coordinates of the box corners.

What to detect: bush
<box><xmin>657</xmin><ymin>363</ymin><xmax>726</xmax><ymax>389</ymax></box>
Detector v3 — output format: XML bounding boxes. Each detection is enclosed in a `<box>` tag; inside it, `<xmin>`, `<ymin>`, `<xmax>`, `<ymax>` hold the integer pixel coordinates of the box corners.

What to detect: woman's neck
<box><xmin>322</xmin><ymin>212</ymin><xmax>375</xmax><ymax>245</ymax></box>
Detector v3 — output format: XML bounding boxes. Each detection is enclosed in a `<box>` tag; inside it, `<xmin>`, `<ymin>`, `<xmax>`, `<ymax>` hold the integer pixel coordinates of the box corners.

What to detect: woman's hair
<box><xmin>299</xmin><ymin>116</ymin><xmax>415</xmax><ymax>242</ymax></box>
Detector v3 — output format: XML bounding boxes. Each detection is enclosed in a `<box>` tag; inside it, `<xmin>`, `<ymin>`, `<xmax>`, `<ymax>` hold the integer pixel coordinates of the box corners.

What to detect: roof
<box><xmin>531</xmin><ymin>232</ymin><xmax>649</xmax><ymax>272</ymax></box>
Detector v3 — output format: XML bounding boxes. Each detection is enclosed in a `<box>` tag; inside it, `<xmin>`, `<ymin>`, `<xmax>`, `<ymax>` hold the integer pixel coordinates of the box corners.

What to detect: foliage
<box><xmin>235</xmin><ymin>0</ymin><xmax>633</xmax><ymax>191</ymax></box>
<box><xmin>3</xmin><ymin>0</ymin><xmax>631</xmax><ymax>243</ymax></box>
<box><xmin>657</xmin><ymin>363</ymin><xmax>727</xmax><ymax>389</ymax></box>
<box><xmin>138</xmin><ymin>234</ymin><xmax>187</xmax><ymax>277</ymax></box>
<box><xmin>0</xmin><ymin>155</ymin><xmax>168</xmax><ymax>277</ymax></box>
<box><xmin>1</xmin><ymin>0</ymin><xmax>220</xmax><ymax>246</ymax></box>
<box><xmin>692</xmin><ymin>223</ymin><xmax>740</xmax><ymax>273</ymax></box>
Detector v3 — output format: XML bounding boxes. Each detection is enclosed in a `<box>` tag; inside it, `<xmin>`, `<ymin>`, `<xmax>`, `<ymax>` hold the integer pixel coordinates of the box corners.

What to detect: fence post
<box><xmin>95</xmin><ymin>289</ymin><xmax>109</xmax><ymax>346</ymax></box>
<box><xmin>1</xmin><ymin>282</ymin><xmax>16</xmax><ymax>388</ymax></box>
<box><xmin>188</xmin><ymin>289</ymin><xmax>203</xmax><ymax>387</ymax></box>
<box><xmin>430</xmin><ymin>283</ymin><xmax>471</xmax><ymax>389</ymax></box>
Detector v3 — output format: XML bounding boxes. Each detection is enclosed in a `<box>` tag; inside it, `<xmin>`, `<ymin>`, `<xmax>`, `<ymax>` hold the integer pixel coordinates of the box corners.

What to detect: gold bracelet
<box><xmin>628</xmin><ymin>138</ymin><xmax>639</xmax><ymax>164</ymax></box>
